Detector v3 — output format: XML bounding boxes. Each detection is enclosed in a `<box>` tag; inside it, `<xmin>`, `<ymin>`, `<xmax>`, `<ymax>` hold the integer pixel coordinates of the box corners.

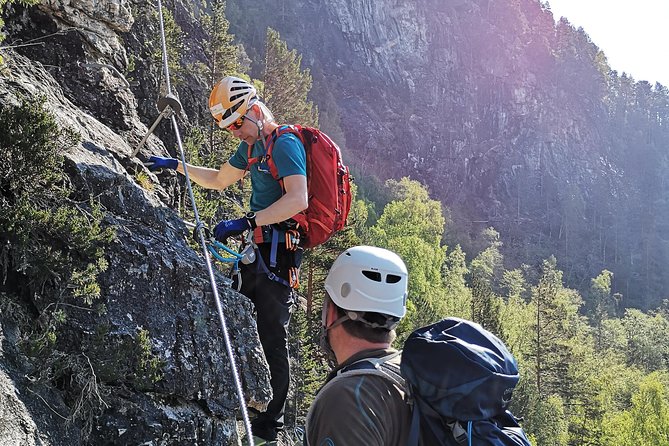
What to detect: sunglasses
<box><xmin>226</xmin><ymin>115</ymin><xmax>245</xmax><ymax>131</ymax></box>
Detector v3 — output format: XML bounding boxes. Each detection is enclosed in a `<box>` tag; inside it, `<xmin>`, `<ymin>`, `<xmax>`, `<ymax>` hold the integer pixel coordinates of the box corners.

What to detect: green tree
<box><xmin>153</xmin><ymin>7</ymin><xmax>185</xmax><ymax>88</ymax></box>
<box><xmin>201</xmin><ymin>0</ymin><xmax>239</xmax><ymax>87</ymax></box>
<box><xmin>441</xmin><ymin>244</ymin><xmax>472</xmax><ymax>319</ymax></box>
<box><xmin>200</xmin><ymin>0</ymin><xmax>243</xmax><ymax>153</ymax></box>
<box><xmin>469</xmin><ymin>227</ymin><xmax>504</xmax><ymax>333</ymax></box>
<box><xmin>588</xmin><ymin>269</ymin><xmax>615</xmax><ymax>348</ymax></box>
<box><xmin>287</xmin><ymin>190</ymin><xmax>364</xmax><ymax>431</ymax></box>
<box><xmin>602</xmin><ymin>372</ymin><xmax>669</xmax><ymax>446</ymax></box>
<box><xmin>618</xmin><ymin>309</ymin><xmax>669</xmax><ymax>373</ymax></box>
<box><xmin>500</xmin><ymin>268</ymin><xmax>533</xmax><ymax>356</ymax></box>
<box><xmin>263</xmin><ymin>28</ymin><xmax>318</xmax><ymax>126</ymax></box>
<box><xmin>369</xmin><ymin>178</ymin><xmax>447</xmax><ymax>337</ymax></box>
<box><xmin>528</xmin><ymin>256</ymin><xmax>584</xmax><ymax>399</ymax></box>
<box><xmin>530</xmin><ymin>394</ymin><xmax>569</xmax><ymax>446</ymax></box>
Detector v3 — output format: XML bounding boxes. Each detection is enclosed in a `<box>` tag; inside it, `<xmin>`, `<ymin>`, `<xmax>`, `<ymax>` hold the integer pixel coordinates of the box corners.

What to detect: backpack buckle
<box><xmin>449</xmin><ymin>421</ymin><xmax>468</xmax><ymax>445</ymax></box>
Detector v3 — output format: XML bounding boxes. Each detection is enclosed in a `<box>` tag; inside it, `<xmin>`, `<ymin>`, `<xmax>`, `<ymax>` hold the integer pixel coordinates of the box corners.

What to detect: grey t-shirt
<box><xmin>306</xmin><ymin>348</ymin><xmax>412</xmax><ymax>446</ymax></box>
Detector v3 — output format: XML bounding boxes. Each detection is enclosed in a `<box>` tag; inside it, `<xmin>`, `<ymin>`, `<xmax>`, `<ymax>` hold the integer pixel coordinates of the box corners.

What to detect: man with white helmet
<box><xmin>305</xmin><ymin>246</ymin><xmax>413</xmax><ymax>446</ymax></box>
<box><xmin>146</xmin><ymin>76</ymin><xmax>307</xmax><ymax>445</ymax></box>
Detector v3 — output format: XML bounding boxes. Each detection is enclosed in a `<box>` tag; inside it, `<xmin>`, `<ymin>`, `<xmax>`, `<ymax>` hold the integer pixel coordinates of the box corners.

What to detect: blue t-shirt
<box><xmin>228</xmin><ymin>129</ymin><xmax>307</xmax><ymax>211</ymax></box>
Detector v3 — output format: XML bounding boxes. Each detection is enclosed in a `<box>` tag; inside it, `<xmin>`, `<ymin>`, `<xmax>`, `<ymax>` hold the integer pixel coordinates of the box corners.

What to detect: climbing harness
<box><xmin>147</xmin><ymin>1</ymin><xmax>255</xmax><ymax>443</ymax></box>
<box><xmin>185</xmin><ymin>218</ymin><xmax>302</xmax><ymax>291</ymax></box>
<box><xmin>247</xmin><ymin>225</ymin><xmax>302</xmax><ymax>290</ymax></box>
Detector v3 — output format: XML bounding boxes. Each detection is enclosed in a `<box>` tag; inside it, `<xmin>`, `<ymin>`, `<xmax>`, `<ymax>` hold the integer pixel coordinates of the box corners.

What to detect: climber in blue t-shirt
<box><xmin>145</xmin><ymin>76</ymin><xmax>307</xmax><ymax>445</ymax></box>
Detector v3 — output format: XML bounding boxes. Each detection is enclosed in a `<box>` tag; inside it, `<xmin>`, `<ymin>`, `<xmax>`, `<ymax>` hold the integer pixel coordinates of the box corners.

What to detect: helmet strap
<box><xmin>327</xmin><ymin>314</ymin><xmax>350</xmax><ymax>330</ymax></box>
<box><xmin>321</xmin><ymin>296</ymin><xmax>350</xmax><ymax>331</ymax></box>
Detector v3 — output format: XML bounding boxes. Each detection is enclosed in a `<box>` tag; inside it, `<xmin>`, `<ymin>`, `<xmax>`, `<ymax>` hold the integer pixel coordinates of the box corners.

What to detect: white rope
<box><xmin>155</xmin><ymin>2</ymin><xmax>254</xmax><ymax>444</ymax></box>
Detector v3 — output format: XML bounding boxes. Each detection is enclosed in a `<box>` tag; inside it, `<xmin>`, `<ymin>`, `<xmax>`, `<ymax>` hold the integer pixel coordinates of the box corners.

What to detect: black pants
<box><xmin>234</xmin><ymin>243</ymin><xmax>294</xmax><ymax>441</ymax></box>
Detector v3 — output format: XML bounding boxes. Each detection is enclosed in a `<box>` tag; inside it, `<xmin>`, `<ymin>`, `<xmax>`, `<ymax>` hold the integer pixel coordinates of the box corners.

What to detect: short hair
<box><xmin>334</xmin><ymin>305</ymin><xmax>397</xmax><ymax>344</ymax></box>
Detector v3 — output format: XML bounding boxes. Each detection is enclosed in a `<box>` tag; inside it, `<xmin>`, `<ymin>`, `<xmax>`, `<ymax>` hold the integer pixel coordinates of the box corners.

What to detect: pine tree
<box><xmin>528</xmin><ymin>256</ymin><xmax>583</xmax><ymax>399</ymax></box>
<box><xmin>202</xmin><ymin>0</ymin><xmax>239</xmax><ymax>87</ymax></box>
<box><xmin>588</xmin><ymin>269</ymin><xmax>615</xmax><ymax>349</ymax></box>
<box><xmin>500</xmin><ymin>268</ymin><xmax>533</xmax><ymax>355</ymax></box>
<box><xmin>200</xmin><ymin>0</ymin><xmax>243</xmax><ymax>162</ymax></box>
<box><xmin>263</xmin><ymin>28</ymin><xmax>318</xmax><ymax>126</ymax></box>
<box><xmin>255</xmin><ymin>32</ymin><xmax>336</xmax><ymax>433</ymax></box>
<box><xmin>441</xmin><ymin>245</ymin><xmax>472</xmax><ymax>319</ymax></box>
<box><xmin>469</xmin><ymin>227</ymin><xmax>504</xmax><ymax>334</ymax></box>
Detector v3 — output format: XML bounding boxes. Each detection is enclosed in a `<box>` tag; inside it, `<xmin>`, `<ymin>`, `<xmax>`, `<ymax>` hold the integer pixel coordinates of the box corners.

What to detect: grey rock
<box><xmin>0</xmin><ymin>43</ymin><xmax>269</xmax><ymax>446</ymax></box>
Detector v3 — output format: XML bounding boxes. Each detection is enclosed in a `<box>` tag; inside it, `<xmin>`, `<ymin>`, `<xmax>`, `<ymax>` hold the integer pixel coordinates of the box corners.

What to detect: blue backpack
<box><xmin>347</xmin><ymin>317</ymin><xmax>532</xmax><ymax>446</ymax></box>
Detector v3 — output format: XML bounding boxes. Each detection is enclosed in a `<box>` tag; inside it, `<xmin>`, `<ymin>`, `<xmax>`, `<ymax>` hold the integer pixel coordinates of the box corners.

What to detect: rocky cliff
<box><xmin>1</xmin><ymin>0</ymin><xmax>270</xmax><ymax>444</ymax></box>
<box><xmin>227</xmin><ymin>0</ymin><xmax>669</xmax><ymax>308</ymax></box>
<box><xmin>3</xmin><ymin>0</ymin><xmax>669</xmax><ymax>442</ymax></box>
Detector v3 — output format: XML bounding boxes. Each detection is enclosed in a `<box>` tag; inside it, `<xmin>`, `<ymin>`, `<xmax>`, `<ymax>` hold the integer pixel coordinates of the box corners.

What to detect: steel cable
<box><xmin>155</xmin><ymin>1</ymin><xmax>254</xmax><ymax>443</ymax></box>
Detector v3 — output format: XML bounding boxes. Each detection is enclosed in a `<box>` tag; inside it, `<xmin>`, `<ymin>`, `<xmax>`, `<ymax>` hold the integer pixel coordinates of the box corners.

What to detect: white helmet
<box><xmin>325</xmin><ymin>246</ymin><xmax>408</xmax><ymax>319</ymax></box>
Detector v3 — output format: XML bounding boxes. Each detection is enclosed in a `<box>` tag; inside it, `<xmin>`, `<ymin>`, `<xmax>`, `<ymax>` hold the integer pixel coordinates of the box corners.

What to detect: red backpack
<box><xmin>247</xmin><ymin>125</ymin><xmax>352</xmax><ymax>249</ymax></box>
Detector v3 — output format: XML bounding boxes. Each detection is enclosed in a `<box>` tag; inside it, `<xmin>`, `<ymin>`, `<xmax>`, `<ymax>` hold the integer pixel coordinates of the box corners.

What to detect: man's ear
<box><xmin>325</xmin><ymin>300</ymin><xmax>338</xmax><ymax>327</ymax></box>
<box><xmin>248</xmin><ymin>103</ymin><xmax>259</xmax><ymax>119</ymax></box>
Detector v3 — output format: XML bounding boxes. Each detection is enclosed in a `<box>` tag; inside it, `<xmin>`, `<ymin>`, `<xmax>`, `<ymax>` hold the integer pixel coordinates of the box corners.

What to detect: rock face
<box><xmin>227</xmin><ymin>0</ymin><xmax>669</xmax><ymax>308</ymax></box>
<box><xmin>0</xmin><ymin>0</ymin><xmax>270</xmax><ymax>443</ymax></box>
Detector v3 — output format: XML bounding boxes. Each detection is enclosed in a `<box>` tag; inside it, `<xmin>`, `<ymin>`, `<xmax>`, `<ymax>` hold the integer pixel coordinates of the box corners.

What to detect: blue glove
<box><xmin>214</xmin><ymin>217</ymin><xmax>251</xmax><ymax>243</ymax></box>
<box><xmin>144</xmin><ymin>155</ymin><xmax>178</xmax><ymax>171</ymax></box>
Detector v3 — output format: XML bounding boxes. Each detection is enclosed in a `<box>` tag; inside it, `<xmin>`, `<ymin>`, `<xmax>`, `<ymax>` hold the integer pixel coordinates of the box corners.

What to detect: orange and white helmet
<box><xmin>208</xmin><ymin>76</ymin><xmax>257</xmax><ymax>129</ymax></box>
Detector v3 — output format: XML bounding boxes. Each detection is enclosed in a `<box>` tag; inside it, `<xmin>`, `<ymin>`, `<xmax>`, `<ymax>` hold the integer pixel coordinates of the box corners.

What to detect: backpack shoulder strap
<box><xmin>261</xmin><ymin>125</ymin><xmax>304</xmax><ymax>180</ymax></box>
<box><xmin>337</xmin><ymin>352</ymin><xmax>405</xmax><ymax>390</ymax></box>
<box><xmin>311</xmin><ymin>352</ymin><xmax>406</xmax><ymax>412</ymax></box>
<box><xmin>338</xmin><ymin>352</ymin><xmax>426</xmax><ymax>446</ymax></box>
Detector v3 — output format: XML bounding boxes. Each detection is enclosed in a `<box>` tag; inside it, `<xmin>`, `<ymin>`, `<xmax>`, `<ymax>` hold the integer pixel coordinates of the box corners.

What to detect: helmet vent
<box><xmin>386</xmin><ymin>274</ymin><xmax>401</xmax><ymax>284</ymax></box>
<box><xmin>222</xmin><ymin>101</ymin><xmax>242</xmax><ymax>120</ymax></box>
<box><xmin>362</xmin><ymin>270</ymin><xmax>382</xmax><ymax>282</ymax></box>
<box><xmin>341</xmin><ymin>283</ymin><xmax>351</xmax><ymax>297</ymax></box>
<box><xmin>229</xmin><ymin>93</ymin><xmax>248</xmax><ymax>102</ymax></box>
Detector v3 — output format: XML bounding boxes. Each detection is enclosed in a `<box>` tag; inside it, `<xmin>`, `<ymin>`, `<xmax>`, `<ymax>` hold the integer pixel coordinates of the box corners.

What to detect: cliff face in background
<box><xmin>3</xmin><ymin>0</ymin><xmax>669</xmax><ymax>442</ymax></box>
<box><xmin>227</xmin><ymin>0</ymin><xmax>669</xmax><ymax>308</ymax></box>
<box><xmin>1</xmin><ymin>0</ymin><xmax>269</xmax><ymax>443</ymax></box>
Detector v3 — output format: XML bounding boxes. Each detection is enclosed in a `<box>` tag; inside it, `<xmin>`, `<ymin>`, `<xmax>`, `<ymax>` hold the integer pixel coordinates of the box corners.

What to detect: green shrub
<box><xmin>0</xmin><ymin>97</ymin><xmax>116</xmax><ymax>438</ymax></box>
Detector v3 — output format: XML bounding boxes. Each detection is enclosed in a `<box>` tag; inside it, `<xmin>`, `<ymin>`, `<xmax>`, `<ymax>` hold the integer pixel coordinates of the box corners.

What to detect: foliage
<box><xmin>469</xmin><ymin>228</ymin><xmax>504</xmax><ymax>333</ymax></box>
<box><xmin>615</xmin><ymin>308</ymin><xmax>669</xmax><ymax>373</ymax></box>
<box><xmin>529</xmin><ymin>394</ymin><xmax>569</xmax><ymax>446</ymax></box>
<box><xmin>285</xmin><ymin>300</ymin><xmax>328</xmax><ymax>429</ymax></box>
<box><xmin>201</xmin><ymin>0</ymin><xmax>240</xmax><ymax>87</ymax></box>
<box><xmin>368</xmin><ymin>178</ymin><xmax>447</xmax><ymax>339</ymax></box>
<box><xmin>441</xmin><ymin>244</ymin><xmax>472</xmax><ymax>319</ymax></box>
<box><xmin>601</xmin><ymin>372</ymin><xmax>669</xmax><ymax>446</ymax></box>
<box><xmin>587</xmin><ymin>269</ymin><xmax>616</xmax><ymax>348</ymax></box>
<box><xmin>499</xmin><ymin>268</ymin><xmax>532</xmax><ymax>353</ymax></box>
<box><xmin>6</xmin><ymin>8</ymin><xmax>669</xmax><ymax>444</ymax></box>
<box><xmin>152</xmin><ymin>7</ymin><xmax>185</xmax><ymax>88</ymax></box>
<box><xmin>0</xmin><ymin>97</ymin><xmax>114</xmax><ymax>313</ymax></box>
<box><xmin>263</xmin><ymin>28</ymin><xmax>318</xmax><ymax>126</ymax></box>
<box><xmin>0</xmin><ymin>97</ymin><xmax>115</xmax><ymax>438</ymax></box>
